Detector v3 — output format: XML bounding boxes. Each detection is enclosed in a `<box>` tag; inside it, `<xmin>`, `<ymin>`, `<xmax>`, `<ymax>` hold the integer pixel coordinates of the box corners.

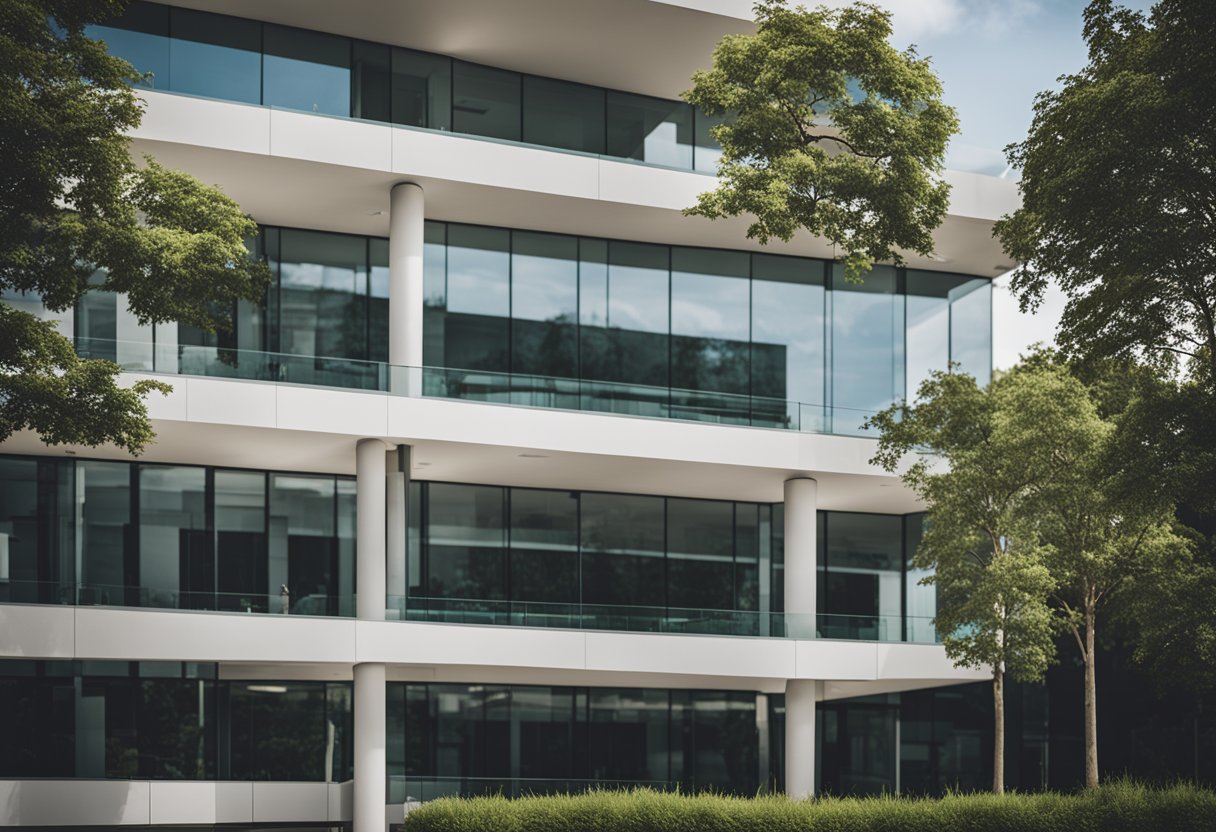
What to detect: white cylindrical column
<box><xmin>353</xmin><ymin>661</ymin><xmax>387</xmax><ymax>832</ymax></box>
<box><xmin>784</xmin><ymin>477</ymin><xmax>818</xmax><ymax>638</ymax></box>
<box><xmin>389</xmin><ymin>182</ymin><xmax>425</xmax><ymax>371</ymax></box>
<box><xmin>385</xmin><ymin>446</ymin><xmax>410</xmax><ymax>619</ymax></box>
<box><xmin>785</xmin><ymin>678</ymin><xmax>818</xmax><ymax>799</ymax></box>
<box><xmin>357</xmin><ymin>438</ymin><xmax>387</xmax><ymax>621</ymax></box>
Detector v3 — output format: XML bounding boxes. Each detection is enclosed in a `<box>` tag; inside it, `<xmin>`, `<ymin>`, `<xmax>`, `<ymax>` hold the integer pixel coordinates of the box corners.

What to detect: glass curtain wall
<box><xmin>0</xmin><ymin>454</ymin><xmax>355</xmax><ymax>615</ymax></box>
<box><xmin>406</xmin><ymin>481</ymin><xmax>775</xmax><ymax>633</ymax></box>
<box><xmin>0</xmin><ymin>661</ymin><xmax>350</xmax><ymax>781</ymax></box>
<box><xmin>74</xmin><ymin>217</ymin><xmax>991</xmax><ymax>432</ymax></box>
<box><xmin>388</xmin><ymin>682</ymin><xmax>761</xmax><ymax>799</ymax></box>
<box><xmin>87</xmin><ymin>2</ymin><xmax>712</xmax><ymax>168</ymax></box>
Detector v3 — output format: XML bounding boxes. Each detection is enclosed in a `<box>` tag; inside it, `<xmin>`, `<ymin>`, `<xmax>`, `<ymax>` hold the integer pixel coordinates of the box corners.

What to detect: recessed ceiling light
<box><xmin>518</xmin><ymin>453</ymin><xmax>549</xmax><ymax>459</ymax></box>
<box><xmin>246</xmin><ymin>684</ymin><xmax>287</xmax><ymax>694</ymax></box>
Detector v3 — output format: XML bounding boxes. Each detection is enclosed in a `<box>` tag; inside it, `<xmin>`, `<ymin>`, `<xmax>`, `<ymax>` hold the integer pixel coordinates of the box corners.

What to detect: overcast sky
<box><xmin>821</xmin><ymin>0</ymin><xmax>1151</xmax><ymax>369</ymax></box>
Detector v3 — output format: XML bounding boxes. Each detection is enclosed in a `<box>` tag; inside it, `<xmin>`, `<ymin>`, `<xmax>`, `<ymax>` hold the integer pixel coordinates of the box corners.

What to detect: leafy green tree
<box><xmin>1018</xmin><ymin>356</ymin><xmax>1186</xmax><ymax>789</ymax></box>
<box><xmin>684</xmin><ymin>0</ymin><xmax>958</xmax><ymax>280</ymax></box>
<box><xmin>996</xmin><ymin>0</ymin><xmax>1216</xmax><ymax>387</ymax></box>
<box><xmin>868</xmin><ymin>368</ymin><xmax>1058</xmax><ymax>794</ymax></box>
<box><xmin>1</xmin><ymin>0</ymin><xmax>270</xmax><ymax>452</ymax></box>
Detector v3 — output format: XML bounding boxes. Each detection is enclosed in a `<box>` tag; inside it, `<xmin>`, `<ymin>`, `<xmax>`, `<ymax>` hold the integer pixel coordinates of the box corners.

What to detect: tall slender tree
<box><xmin>869</xmin><ymin>367</ymin><xmax>1058</xmax><ymax>793</ymax></box>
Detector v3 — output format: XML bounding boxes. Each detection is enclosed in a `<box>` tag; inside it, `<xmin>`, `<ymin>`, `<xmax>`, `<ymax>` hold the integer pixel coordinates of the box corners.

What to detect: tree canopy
<box><xmin>868</xmin><ymin>365</ymin><xmax>1059</xmax><ymax>793</ymax></box>
<box><xmin>996</xmin><ymin>0</ymin><xmax>1216</xmax><ymax>386</ymax></box>
<box><xmin>0</xmin><ymin>0</ymin><xmax>270</xmax><ymax>453</ymax></box>
<box><xmin>684</xmin><ymin>0</ymin><xmax>958</xmax><ymax>280</ymax></box>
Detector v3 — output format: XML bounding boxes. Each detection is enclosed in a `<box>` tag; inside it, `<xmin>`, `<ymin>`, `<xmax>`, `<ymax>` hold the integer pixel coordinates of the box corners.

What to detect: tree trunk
<box><xmin>1084</xmin><ymin>603</ymin><xmax>1099</xmax><ymax>789</ymax></box>
<box><xmin>993</xmin><ymin>668</ymin><xmax>1005</xmax><ymax>794</ymax></box>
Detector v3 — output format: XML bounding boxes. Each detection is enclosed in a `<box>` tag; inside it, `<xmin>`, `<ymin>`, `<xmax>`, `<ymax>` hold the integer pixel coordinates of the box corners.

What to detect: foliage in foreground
<box><xmin>403</xmin><ymin>782</ymin><xmax>1216</xmax><ymax>832</ymax></box>
<box><xmin>1</xmin><ymin>0</ymin><xmax>270</xmax><ymax>452</ymax></box>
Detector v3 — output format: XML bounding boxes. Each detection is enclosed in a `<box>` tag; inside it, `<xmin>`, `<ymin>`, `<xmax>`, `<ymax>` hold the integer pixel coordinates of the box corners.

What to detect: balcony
<box><xmin>77</xmin><ymin>337</ymin><xmax>879</xmax><ymax>437</ymax></box>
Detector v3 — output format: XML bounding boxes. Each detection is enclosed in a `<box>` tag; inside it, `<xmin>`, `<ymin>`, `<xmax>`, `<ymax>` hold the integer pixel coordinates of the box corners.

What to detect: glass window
<box><xmin>369</xmin><ymin>238</ymin><xmax>390</xmax><ymax>363</ymax></box>
<box><xmin>823</xmin><ymin>512</ymin><xmax>903</xmax><ymax>640</ymax></box>
<box><xmin>580</xmin><ymin>242</ymin><xmax>669</xmax><ymax>394</ymax></box>
<box><xmin>734</xmin><ymin>504</ymin><xmax>761</xmax><ymax>613</ymax></box>
<box><xmin>86</xmin><ymin>1</ymin><xmax>169</xmax><ymax>90</ymax></box>
<box><xmin>522</xmin><ymin>76</ymin><xmax>605</xmax><ymax>154</ymax></box>
<box><xmin>606</xmin><ymin>91</ymin><xmax>693</xmax><ymax>168</ymax></box>
<box><xmin>138</xmin><ymin>465</ymin><xmax>208</xmax><ymax>610</ymax></box>
<box><xmin>452</xmin><ymin>61</ymin><xmax>521</xmax><ymax>141</ymax></box>
<box><xmin>392</xmin><ymin>49</ymin><xmax>452</xmax><ymax>131</ymax></box>
<box><xmin>669</xmin><ymin>248</ymin><xmax>750</xmax><ymax>409</ymax></box>
<box><xmin>509</xmin><ymin>488</ymin><xmax>578</xmax><ymax>605</ymax></box>
<box><xmin>950</xmin><ymin>279</ymin><xmax>993</xmax><ymax>388</ymax></box>
<box><xmin>587</xmin><ymin>688</ymin><xmax>670</xmax><ymax>783</ymax></box>
<box><xmin>830</xmin><ymin>265</ymin><xmax>903</xmax><ymax>434</ymax></box>
<box><xmin>352</xmin><ymin>41</ymin><xmax>391</xmax><ymax>122</ymax></box>
<box><xmin>0</xmin><ymin>666</ymin><xmax>75</xmax><ymax>777</ymax></box>
<box><xmin>422</xmin><ymin>221</ymin><xmax>448</xmax><ymax>368</ymax></box>
<box><xmin>579</xmin><ymin>493</ymin><xmax>665</xmax><ymax>608</ymax></box>
<box><xmin>269</xmin><ymin>474</ymin><xmax>339</xmax><ymax>615</ymax></box>
<box><xmin>904</xmin><ymin>514</ymin><xmax>935</xmax><ymax>643</ymax></box>
<box><xmin>820</xmin><ymin>697</ymin><xmax>898</xmax><ymax>795</ymax></box>
<box><xmin>0</xmin><ymin>459</ymin><xmax>39</xmax><ymax>602</ymax></box>
<box><xmin>167</xmin><ymin>7</ymin><xmax>260</xmax><ymax>103</ymax></box>
<box><xmin>275</xmin><ymin>229</ymin><xmax>370</xmax><ymax>367</ymax></box>
<box><xmin>666</xmin><ymin>499</ymin><xmax>734</xmax><ymax>611</ymax></box>
<box><xmin>905</xmin><ymin>271</ymin><xmax>961</xmax><ymax>402</ymax></box>
<box><xmin>430</xmin><ymin>683</ymin><xmax>510</xmax><ymax>778</ymax></box>
<box><xmin>215</xmin><ymin>470</ymin><xmax>267</xmax><ymax>612</ymax></box>
<box><xmin>424</xmin><ymin>484</ymin><xmax>507</xmax><ymax>601</ymax></box>
<box><xmin>229</xmin><ymin>681</ymin><xmax>328</xmax><ymax>779</ymax></box>
<box><xmin>683</xmin><ymin>691</ymin><xmax>758</xmax><ymax>794</ymax></box>
<box><xmin>751</xmin><ymin>255</ymin><xmax>826</xmax><ymax>428</ymax></box>
<box><xmin>263</xmin><ymin>25</ymin><xmax>351</xmax><ymax>117</ymax></box>
<box><xmin>511</xmin><ymin>231</ymin><xmax>578</xmax><ymax>379</ymax></box>
<box><xmin>693</xmin><ymin>107</ymin><xmax>727</xmax><ymax>173</ymax></box>
<box><xmin>75</xmin><ymin>270</ymin><xmax>117</xmax><ymax>360</ymax></box>
<box><xmin>512</xmin><ymin>686</ymin><xmax>576</xmax><ymax>779</ymax></box>
<box><xmin>442</xmin><ymin>225</ymin><xmax>510</xmax><ymax>372</ymax></box>
<box><xmin>77</xmin><ymin>460</ymin><xmax>130</xmax><ymax>605</ymax></box>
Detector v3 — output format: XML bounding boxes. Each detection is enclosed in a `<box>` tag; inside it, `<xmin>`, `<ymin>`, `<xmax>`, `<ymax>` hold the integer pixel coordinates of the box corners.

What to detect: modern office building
<box><xmin>0</xmin><ymin>1</ymin><xmax>1023</xmax><ymax>829</ymax></box>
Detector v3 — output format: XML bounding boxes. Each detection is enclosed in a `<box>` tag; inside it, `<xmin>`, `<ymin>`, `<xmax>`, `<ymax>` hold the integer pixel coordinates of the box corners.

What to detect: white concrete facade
<box><xmin>0</xmin><ymin>0</ymin><xmax>1011</xmax><ymax>826</ymax></box>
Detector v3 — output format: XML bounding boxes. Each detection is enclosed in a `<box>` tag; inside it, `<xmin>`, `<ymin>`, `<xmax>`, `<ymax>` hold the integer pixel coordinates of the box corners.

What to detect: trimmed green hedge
<box><xmin>403</xmin><ymin>782</ymin><xmax>1215</xmax><ymax>832</ymax></box>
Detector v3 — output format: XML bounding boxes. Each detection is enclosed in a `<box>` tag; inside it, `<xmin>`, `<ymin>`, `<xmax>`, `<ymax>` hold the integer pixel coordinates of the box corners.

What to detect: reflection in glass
<box><xmin>588</xmin><ymin>688</ymin><xmax>670</xmax><ymax>783</ymax></box>
<box><xmin>269</xmin><ymin>474</ymin><xmax>339</xmax><ymax>615</ymax></box>
<box><xmin>509</xmin><ymin>488</ymin><xmax>578</xmax><ymax>604</ymax></box>
<box><xmin>138</xmin><ymin>465</ymin><xmax>208</xmax><ymax>609</ymax></box>
<box><xmin>584</xmin><ymin>242</ymin><xmax>669</xmax><ymax>393</ymax></box>
<box><xmin>215</xmin><ymin>470</ymin><xmax>267</xmax><ymax>612</ymax></box>
<box><xmin>580</xmin><ymin>493</ymin><xmax>665</xmax><ymax>608</ymax></box>
<box><xmin>168</xmin><ymin>7</ymin><xmax>260</xmax><ymax>103</ymax></box>
<box><xmin>523</xmin><ymin>76</ymin><xmax>605</xmax><ymax>153</ymax></box>
<box><xmin>666</xmin><ymin>499</ymin><xmax>734</xmax><ymax>611</ymax></box>
<box><xmin>752</xmin><ymin>254</ymin><xmax>826</xmax><ymax>427</ymax></box>
<box><xmin>606</xmin><ymin>92</ymin><xmax>694</xmax><ymax>168</ymax></box>
<box><xmin>693</xmin><ymin>108</ymin><xmax>727</xmax><ymax>172</ymax></box>
<box><xmin>452</xmin><ymin>61</ymin><xmax>521</xmax><ymax>141</ymax></box>
<box><xmin>831</xmin><ymin>265</ymin><xmax>903</xmax><ymax>431</ymax></box>
<box><xmin>823</xmin><ymin>513</ymin><xmax>903</xmax><ymax>640</ymax></box>
<box><xmin>263</xmin><ymin>25</ymin><xmax>351</xmax><ymax>116</ymax></box>
<box><xmin>392</xmin><ymin>49</ymin><xmax>452</xmax><ymax>131</ymax></box>
<box><xmin>276</xmin><ymin>229</ymin><xmax>369</xmax><ymax>363</ymax></box>
<box><xmin>950</xmin><ymin>279</ymin><xmax>993</xmax><ymax>387</ymax></box>
<box><xmin>424</xmin><ymin>484</ymin><xmax>507</xmax><ymax>601</ymax></box>
<box><xmin>78</xmin><ymin>460</ymin><xmax>130</xmax><ymax>604</ymax></box>
<box><xmin>443</xmin><ymin>225</ymin><xmax>510</xmax><ymax>372</ymax></box>
<box><xmin>670</xmin><ymin>248</ymin><xmax>750</xmax><ymax>411</ymax></box>
<box><xmin>904</xmin><ymin>270</ymin><xmax>956</xmax><ymax>401</ymax></box>
<box><xmin>511</xmin><ymin>232</ymin><xmax>578</xmax><ymax>379</ymax></box>
<box><xmin>352</xmin><ymin>40</ymin><xmax>391</xmax><ymax>122</ymax></box>
<box><xmin>86</xmin><ymin>1</ymin><xmax>169</xmax><ymax>90</ymax></box>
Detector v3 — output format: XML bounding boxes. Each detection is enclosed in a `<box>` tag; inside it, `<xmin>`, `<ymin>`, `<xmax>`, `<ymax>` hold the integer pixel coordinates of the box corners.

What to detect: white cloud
<box><xmin>819</xmin><ymin>0</ymin><xmax>1046</xmax><ymax>43</ymax></box>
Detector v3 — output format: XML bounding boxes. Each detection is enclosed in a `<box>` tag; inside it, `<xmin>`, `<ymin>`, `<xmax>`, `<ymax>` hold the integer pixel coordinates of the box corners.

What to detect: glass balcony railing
<box><xmin>74</xmin><ymin>338</ymin><xmax>880</xmax><ymax>436</ymax></box>
<box><xmin>0</xmin><ymin>580</ymin><xmax>936</xmax><ymax>642</ymax></box>
<box><xmin>387</xmin><ymin>596</ymin><xmax>940</xmax><ymax>643</ymax></box>
<box><xmin>0</xmin><ymin>579</ymin><xmax>355</xmax><ymax>617</ymax></box>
